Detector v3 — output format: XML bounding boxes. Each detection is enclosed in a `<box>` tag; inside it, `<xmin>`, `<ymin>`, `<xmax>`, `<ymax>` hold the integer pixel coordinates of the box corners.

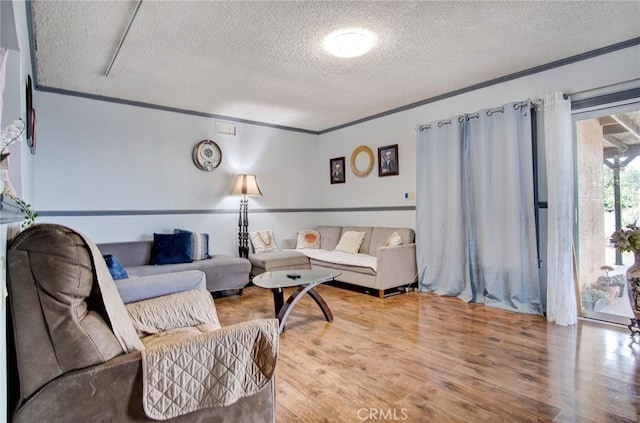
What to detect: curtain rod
<box><xmin>563</xmin><ymin>78</ymin><xmax>640</xmax><ymax>99</ymax></box>
<box><xmin>418</xmin><ymin>79</ymin><xmax>640</xmax><ymax>130</ymax></box>
<box><xmin>417</xmin><ymin>100</ymin><xmax>538</xmax><ymax>131</ymax></box>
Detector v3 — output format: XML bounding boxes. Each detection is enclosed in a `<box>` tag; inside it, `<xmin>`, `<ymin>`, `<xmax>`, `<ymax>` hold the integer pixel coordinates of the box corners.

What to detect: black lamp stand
<box><xmin>237</xmin><ymin>195</ymin><xmax>249</xmax><ymax>258</ymax></box>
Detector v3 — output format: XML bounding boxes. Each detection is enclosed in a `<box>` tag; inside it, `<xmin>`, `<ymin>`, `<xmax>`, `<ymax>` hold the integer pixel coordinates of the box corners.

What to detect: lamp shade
<box><xmin>230</xmin><ymin>174</ymin><xmax>263</xmax><ymax>196</ymax></box>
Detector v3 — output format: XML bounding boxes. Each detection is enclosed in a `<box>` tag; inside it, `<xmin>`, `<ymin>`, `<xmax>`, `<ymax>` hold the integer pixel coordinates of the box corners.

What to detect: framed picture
<box><xmin>378</xmin><ymin>144</ymin><xmax>398</xmax><ymax>177</ymax></box>
<box><xmin>26</xmin><ymin>75</ymin><xmax>37</xmax><ymax>155</ymax></box>
<box><xmin>330</xmin><ymin>157</ymin><xmax>346</xmax><ymax>184</ymax></box>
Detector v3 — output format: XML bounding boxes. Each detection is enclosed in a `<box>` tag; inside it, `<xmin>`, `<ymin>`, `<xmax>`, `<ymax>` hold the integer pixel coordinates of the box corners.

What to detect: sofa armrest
<box><xmin>125</xmin><ymin>289</ymin><xmax>220</xmax><ymax>335</ymax></box>
<box><xmin>12</xmin><ymin>351</ymin><xmax>276</xmax><ymax>423</ymax></box>
<box><xmin>115</xmin><ymin>270</ymin><xmax>206</xmax><ymax>304</ymax></box>
<box><xmin>376</xmin><ymin>243</ymin><xmax>418</xmax><ymax>290</ymax></box>
<box><xmin>141</xmin><ymin>318</ymin><xmax>278</xmax><ymax>419</ymax></box>
<box><xmin>281</xmin><ymin>238</ymin><xmax>297</xmax><ymax>249</ymax></box>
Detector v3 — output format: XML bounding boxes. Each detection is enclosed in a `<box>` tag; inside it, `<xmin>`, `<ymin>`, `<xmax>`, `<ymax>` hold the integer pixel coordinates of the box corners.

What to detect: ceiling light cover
<box><xmin>323</xmin><ymin>28</ymin><xmax>376</xmax><ymax>58</ymax></box>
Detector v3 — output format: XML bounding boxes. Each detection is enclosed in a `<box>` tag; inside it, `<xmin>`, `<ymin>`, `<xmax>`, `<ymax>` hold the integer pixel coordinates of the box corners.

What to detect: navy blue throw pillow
<box><xmin>149</xmin><ymin>232</ymin><xmax>193</xmax><ymax>265</ymax></box>
<box><xmin>174</xmin><ymin>228</ymin><xmax>211</xmax><ymax>261</ymax></box>
<box><xmin>103</xmin><ymin>254</ymin><xmax>129</xmax><ymax>280</ymax></box>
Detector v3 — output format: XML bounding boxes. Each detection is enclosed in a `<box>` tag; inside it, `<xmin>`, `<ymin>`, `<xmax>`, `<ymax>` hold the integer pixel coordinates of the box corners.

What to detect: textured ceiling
<box><xmin>30</xmin><ymin>1</ymin><xmax>640</xmax><ymax>132</ymax></box>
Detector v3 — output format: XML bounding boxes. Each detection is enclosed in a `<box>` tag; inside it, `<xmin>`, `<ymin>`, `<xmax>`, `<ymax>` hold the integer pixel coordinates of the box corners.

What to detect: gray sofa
<box><xmin>250</xmin><ymin>225</ymin><xmax>417</xmax><ymax>298</ymax></box>
<box><xmin>98</xmin><ymin>241</ymin><xmax>251</xmax><ymax>293</ymax></box>
<box><xmin>109</xmin><ymin>269</ymin><xmax>208</xmax><ymax>304</ymax></box>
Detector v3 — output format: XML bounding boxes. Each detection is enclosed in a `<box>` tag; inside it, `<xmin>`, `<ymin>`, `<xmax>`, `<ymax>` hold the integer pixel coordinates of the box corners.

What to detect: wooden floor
<box><xmin>214</xmin><ymin>285</ymin><xmax>640</xmax><ymax>423</ymax></box>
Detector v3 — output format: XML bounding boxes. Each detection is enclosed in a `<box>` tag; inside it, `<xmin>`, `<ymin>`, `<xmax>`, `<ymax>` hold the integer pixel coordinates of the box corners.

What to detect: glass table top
<box><xmin>252</xmin><ymin>269</ymin><xmax>342</xmax><ymax>289</ymax></box>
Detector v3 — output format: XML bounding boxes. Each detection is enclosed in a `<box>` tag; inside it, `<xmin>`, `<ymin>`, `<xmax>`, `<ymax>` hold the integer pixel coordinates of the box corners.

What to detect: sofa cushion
<box><xmin>249</xmin><ymin>230</ymin><xmax>279</xmax><ymax>253</ymax></box>
<box><xmin>103</xmin><ymin>254</ymin><xmax>129</xmax><ymax>280</ymax></box>
<box><xmin>296</xmin><ymin>229</ymin><xmax>320</xmax><ymax>249</ymax></box>
<box><xmin>174</xmin><ymin>229</ymin><xmax>211</xmax><ymax>261</ymax></box>
<box><xmin>115</xmin><ymin>270</ymin><xmax>206</xmax><ymax>304</ymax></box>
<box><xmin>335</xmin><ymin>231</ymin><xmax>366</xmax><ymax>254</ymax></box>
<box><xmin>249</xmin><ymin>251</ymin><xmax>309</xmax><ymax>271</ymax></box>
<box><xmin>341</xmin><ymin>226</ymin><xmax>374</xmax><ymax>253</ymax></box>
<box><xmin>126</xmin><ymin>255</ymin><xmax>251</xmax><ymax>292</ymax></box>
<box><xmin>296</xmin><ymin>249</ymin><xmax>376</xmax><ymax>271</ymax></box>
<box><xmin>309</xmin><ymin>258</ymin><xmax>377</xmax><ymax>276</ymax></box>
<box><xmin>98</xmin><ymin>241</ymin><xmax>152</xmax><ymax>267</ymax></box>
<box><xmin>317</xmin><ymin>226</ymin><xmax>343</xmax><ymax>251</ymax></box>
<box><xmin>150</xmin><ymin>233</ymin><xmax>193</xmax><ymax>265</ymax></box>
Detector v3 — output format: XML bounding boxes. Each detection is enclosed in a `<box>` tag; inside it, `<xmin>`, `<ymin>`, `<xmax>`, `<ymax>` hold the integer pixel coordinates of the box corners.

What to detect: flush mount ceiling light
<box><xmin>323</xmin><ymin>28</ymin><xmax>376</xmax><ymax>58</ymax></box>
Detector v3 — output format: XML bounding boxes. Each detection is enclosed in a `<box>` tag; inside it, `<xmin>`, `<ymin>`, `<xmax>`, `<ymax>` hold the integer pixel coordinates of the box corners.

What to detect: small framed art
<box><xmin>330</xmin><ymin>157</ymin><xmax>346</xmax><ymax>184</ymax></box>
<box><xmin>26</xmin><ymin>75</ymin><xmax>37</xmax><ymax>155</ymax></box>
<box><xmin>378</xmin><ymin>144</ymin><xmax>398</xmax><ymax>177</ymax></box>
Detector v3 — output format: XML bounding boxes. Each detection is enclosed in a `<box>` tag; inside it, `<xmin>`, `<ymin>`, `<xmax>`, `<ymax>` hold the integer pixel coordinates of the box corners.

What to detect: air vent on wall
<box><xmin>216</xmin><ymin>121</ymin><xmax>237</xmax><ymax>136</ymax></box>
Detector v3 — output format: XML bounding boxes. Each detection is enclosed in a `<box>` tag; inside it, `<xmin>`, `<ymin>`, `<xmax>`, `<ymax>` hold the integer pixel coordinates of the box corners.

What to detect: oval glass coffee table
<box><xmin>252</xmin><ymin>269</ymin><xmax>341</xmax><ymax>334</ymax></box>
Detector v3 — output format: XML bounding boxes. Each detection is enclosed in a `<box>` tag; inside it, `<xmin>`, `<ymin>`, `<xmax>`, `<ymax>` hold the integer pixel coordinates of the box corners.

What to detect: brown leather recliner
<box><xmin>6</xmin><ymin>224</ymin><xmax>278</xmax><ymax>422</ymax></box>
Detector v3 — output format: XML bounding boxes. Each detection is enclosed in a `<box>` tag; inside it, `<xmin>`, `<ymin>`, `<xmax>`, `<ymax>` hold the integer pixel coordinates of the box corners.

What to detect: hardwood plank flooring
<box><xmin>214</xmin><ymin>285</ymin><xmax>640</xmax><ymax>422</ymax></box>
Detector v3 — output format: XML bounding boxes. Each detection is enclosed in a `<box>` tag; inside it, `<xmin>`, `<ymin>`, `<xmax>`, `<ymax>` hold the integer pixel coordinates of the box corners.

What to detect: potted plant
<box><xmin>8</xmin><ymin>195</ymin><xmax>38</xmax><ymax>229</ymax></box>
<box><xmin>581</xmin><ymin>287</ymin><xmax>610</xmax><ymax>312</ymax></box>
<box><xmin>596</xmin><ymin>265</ymin><xmax>626</xmax><ymax>297</ymax></box>
<box><xmin>610</xmin><ymin>224</ymin><xmax>640</xmax><ymax>321</ymax></box>
<box><xmin>610</xmin><ymin>274</ymin><xmax>627</xmax><ymax>297</ymax></box>
<box><xmin>1</xmin><ymin>118</ymin><xmax>37</xmax><ymax>230</ymax></box>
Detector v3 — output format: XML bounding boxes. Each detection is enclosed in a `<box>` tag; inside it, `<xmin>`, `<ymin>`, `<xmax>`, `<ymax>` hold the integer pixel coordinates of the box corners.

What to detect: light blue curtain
<box><xmin>416</xmin><ymin>101</ymin><xmax>542</xmax><ymax>315</ymax></box>
<box><xmin>416</xmin><ymin>116</ymin><xmax>468</xmax><ymax>297</ymax></box>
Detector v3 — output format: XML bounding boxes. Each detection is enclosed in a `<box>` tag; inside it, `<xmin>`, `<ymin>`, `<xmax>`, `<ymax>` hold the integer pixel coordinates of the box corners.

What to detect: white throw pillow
<box><xmin>296</xmin><ymin>229</ymin><xmax>320</xmax><ymax>249</ymax></box>
<box><xmin>334</xmin><ymin>231</ymin><xmax>366</xmax><ymax>254</ymax></box>
<box><xmin>249</xmin><ymin>230</ymin><xmax>279</xmax><ymax>253</ymax></box>
<box><xmin>384</xmin><ymin>231</ymin><xmax>403</xmax><ymax>247</ymax></box>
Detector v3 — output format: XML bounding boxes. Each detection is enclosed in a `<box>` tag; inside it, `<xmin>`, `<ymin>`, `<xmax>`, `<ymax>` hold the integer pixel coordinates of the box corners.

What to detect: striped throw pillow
<box><xmin>174</xmin><ymin>229</ymin><xmax>211</xmax><ymax>261</ymax></box>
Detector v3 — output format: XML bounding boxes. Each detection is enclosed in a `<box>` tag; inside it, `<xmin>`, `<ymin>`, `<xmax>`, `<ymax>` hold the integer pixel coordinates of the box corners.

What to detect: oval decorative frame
<box><xmin>350</xmin><ymin>145</ymin><xmax>374</xmax><ymax>177</ymax></box>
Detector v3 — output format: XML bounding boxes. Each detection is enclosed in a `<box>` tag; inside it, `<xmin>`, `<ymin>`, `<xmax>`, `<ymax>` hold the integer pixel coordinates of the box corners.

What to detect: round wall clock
<box><xmin>192</xmin><ymin>140</ymin><xmax>222</xmax><ymax>171</ymax></box>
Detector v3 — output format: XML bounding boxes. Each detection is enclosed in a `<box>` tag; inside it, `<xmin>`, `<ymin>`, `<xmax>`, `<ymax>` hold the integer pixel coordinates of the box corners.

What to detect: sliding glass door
<box><xmin>575</xmin><ymin>105</ymin><xmax>639</xmax><ymax>325</ymax></box>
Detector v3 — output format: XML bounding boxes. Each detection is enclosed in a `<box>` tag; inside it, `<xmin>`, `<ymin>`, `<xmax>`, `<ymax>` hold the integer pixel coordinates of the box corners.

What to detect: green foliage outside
<box><xmin>603</xmin><ymin>164</ymin><xmax>640</xmax><ymax>214</ymax></box>
<box><xmin>580</xmin><ymin>287</ymin><xmax>609</xmax><ymax>305</ymax></box>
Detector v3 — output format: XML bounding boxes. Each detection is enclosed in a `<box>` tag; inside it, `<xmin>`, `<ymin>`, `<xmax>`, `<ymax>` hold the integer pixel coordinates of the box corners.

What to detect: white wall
<box><xmin>317</xmin><ymin>46</ymin><xmax>640</xmax><ymax>211</ymax></box>
<box><xmin>33</xmin><ymin>45</ymin><xmax>640</xmax><ymax>255</ymax></box>
<box><xmin>35</xmin><ymin>93</ymin><xmax>320</xmax><ymax>211</ymax></box>
<box><xmin>34</xmin><ymin>92</ymin><xmax>319</xmax><ymax>250</ymax></box>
